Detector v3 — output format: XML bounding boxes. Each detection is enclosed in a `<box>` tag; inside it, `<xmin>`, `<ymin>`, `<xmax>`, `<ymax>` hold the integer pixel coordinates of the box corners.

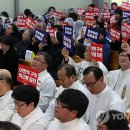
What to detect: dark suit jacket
<box><xmin>0</xmin><ymin>48</ymin><xmax>19</xmax><ymax>85</ymax></box>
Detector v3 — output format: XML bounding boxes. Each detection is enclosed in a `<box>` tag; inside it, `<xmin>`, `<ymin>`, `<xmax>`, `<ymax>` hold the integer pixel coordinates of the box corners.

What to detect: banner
<box><xmin>122</xmin><ymin>11</ymin><xmax>130</xmax><ymax>20</ymax></box>
<box><xmin>90</xmin><ymin>43</ymin><xmax>103</xmax><ymax>62</ymax></box>
<box><xmin>121</xmin><ymin>21</ymin><xmax>128</xmax><ymax>42</ymax></box>
<box><xmin>46</xmin><ymin>27</ymin><xmax>55</xmax><ymax>37</ymax></box>
<box><xmin>43</xmin><ymin>12</ymin><xmax>50</xmax><ymax>21</ymax></box>
<box><xmin>110</xmin><ymin>15</ymin><xmax>115</xmax><ymax>25</ymax></box>
<box><xmin>34</xmin><ymin>29</ymin><xmax>46</xmax><ymax>43</ymax></box>
<box><xmin>26</xmin><ymin>17</ymin><xmax>36</xmax><ymax>30</ymax></box>
<box><xmin>17</xmin><ymin>17</ymin><xmax>26</xmax><ymax>29</ymax></box>
<box><xmin>64</xmin><ymin>25</ymin><xmax>73</xmax><ymax>37</ymax></box>
<box><xmin>63</xmin><ymin>34</ymin><xmax>74</xmax><ymax>53</ymax></box>
<box><xmin>103</xmin><ymin>11</ymin><xmax>110</xmax><ymax>19</ymax></box>
<box><xmin>110</xmin><ymin>27</ymin><xmax>121</xmax><ymax>41</ymax></box>
<box><xmin>121</xmin><ymin>2</ymin><xmax>130</xmax><ymax>11</ymax></box>
<box><xmin>17</xmin><ymin>64</ymin><xmax>38</xmax><ymax>87</ymax></box>
<box><xmin>85</xmin><ymin>27</ymin><xmax>100</xmax><ymax>42</ymax></box>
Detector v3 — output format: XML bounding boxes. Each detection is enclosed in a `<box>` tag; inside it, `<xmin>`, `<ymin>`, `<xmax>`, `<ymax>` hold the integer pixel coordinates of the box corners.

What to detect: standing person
<box><xmin>11</xmin><ymin>85</ymin><xmax>49</xmax><ymax>130</ymax></box>
<box><xmin>0</xmin><ymin>35</ymin><xmax>19</xmax><ymax>85</ymax></box>
<box><xmin>0</xmin><ymin>69</ymin><xmax>15</xmax><ymax>121</ymax></box>
<box><xmin>83</xmin><ymin>66</ymin><xmax>125</xmax><ymax>130</ymax></box>
<box><xmin>31</xmin><ymin>51</ymin><xmax>56</xmax><ymax>112</ymax></box>
<box><xmin>47</xmin><ymin>89</ymin><xmax>90</xmax><ymax>130</ymax></box>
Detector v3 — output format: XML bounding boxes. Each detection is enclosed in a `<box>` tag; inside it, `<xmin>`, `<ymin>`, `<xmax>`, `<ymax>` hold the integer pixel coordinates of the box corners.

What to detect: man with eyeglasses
<box><xmin>47</xmin><ymin>89</ymin><xmax>90</xmax><ymax>130</ymax></box>
<box><xmin>10</xmin><ymin>85</ymin><xmax>49</xmax><ymax>130</ymax></box>
<box><xmin>44</xmin><ymin>64</ymin><xmax>89</xmax><ymax>121</ymax></box>
<box><xmin>105</xmin><ymin>49</ymin><xmax>130</xmax><ymax>113</ymax></box>
<box><xmin>31</xmin><ymin>51</ymin><xmax>56</xmax><ymax>112</ymax></box>
<box><xmin>83</xmin><ymin>66</ymin><xmax>125</xmax><ymax>130</ymax></box>
<box><xmin>0</xmin><ymin>69</ymin><xmax>14</xmax><ymax>121</ymax></box>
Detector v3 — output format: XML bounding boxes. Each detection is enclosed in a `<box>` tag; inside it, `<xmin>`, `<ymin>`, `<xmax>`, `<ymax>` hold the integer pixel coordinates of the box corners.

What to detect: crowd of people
<box><xmin>0</xmin><ymin>1</ymin><xmax>130</xmax><ymax>130</ymax></box>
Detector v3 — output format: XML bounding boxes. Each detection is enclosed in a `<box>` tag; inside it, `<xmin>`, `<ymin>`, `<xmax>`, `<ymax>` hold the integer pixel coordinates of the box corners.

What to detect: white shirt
<box><xmin>84</xmin><ymin>86</ymin><xmax>125</xmax><ymax>130</ymax></box>
<box><xmin>105</xmin><ymin>69</ymin><xmax>130</xmax><ymax>112</ymax></box>
<box><xmin>68</xmin><ymin>57</ymin><xmax>108</xmax><ymax>82</ymax></box>
<box><xmin>0</xmin><ymin>90</ymin><xmax>15</xmax><ymax>121</ymax></box>
<box><xmin>11</xmin><ymin>107</ymin><xmax>49</xmax><ymax>130</ymax></box>
<box><xmin>37</xmin><ymin>70</ymin><xmax>56</xmax><ymax>112</ymax></box>
<box><xmin>47</xmin><ymin>118</ymin><xmax>90</xmax><ymax>130</ymax></box>
<box><xmin>45</xmin><ymin>80</ymin><xmax>89</xmax><ymax>121</ymax></box>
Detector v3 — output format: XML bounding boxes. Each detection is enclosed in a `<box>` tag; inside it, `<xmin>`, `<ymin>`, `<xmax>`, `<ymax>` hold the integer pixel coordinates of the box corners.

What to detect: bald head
<box><xmin>0</xmin><ymin>69</ymin><xmax>12</xmax><ymax>79</ymax></box>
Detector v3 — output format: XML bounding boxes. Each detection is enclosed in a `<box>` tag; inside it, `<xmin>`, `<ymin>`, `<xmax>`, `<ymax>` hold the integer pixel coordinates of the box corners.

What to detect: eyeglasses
<box><xmin>33</xmin><ymin>57</ymin><xmax>46</xmax><ymax>64</ymax></box>
<box><xmin>55</xmin><ymin>99</ymin><xmax>69</xmax><ymax>109</ymax></box>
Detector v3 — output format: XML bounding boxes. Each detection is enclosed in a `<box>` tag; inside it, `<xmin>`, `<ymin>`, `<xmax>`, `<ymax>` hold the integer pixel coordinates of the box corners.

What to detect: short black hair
<box><xmin>111</xmin><ymin>2</ymin><xmax>117</xmax><ymax>6</ymax></box>
<box><xmin>0</xmin><ymin>121</ymin><xmax>21</xmax><ymax>130</ymax></box>
<box><xmin>12</xmin><ymin>85</ymin><xmax>39</xmax><ymax>107</ymax></box>
<box><xmin>0</xmin><ymin>35</ymin><xmax>14</xmax><ymax>47</ymax></box>
<box><xmin>57</xmin><ymin>89</ymin><xmax>89</xmax><ymax>118</ymax></box>
<box><xmin>24</xmin><ymin>9</ymin><xmax>32</xmax><ymax>16</ymax></box>
<box><xmin>37</xmin><ymin>51</ymin><xmax>52</xmax><ymax>65</ymax></box>
<box><xmin>58</xmin><ymin>64</ymin><xmax>76</xmax><ymax>77</ymax></box>
<box><xmin>48</xmin><ymin>6</ymin><xmax>56</xmax><ymax>12</ymax></box>
<box><xmin>1</xmin><ymin>11</ymin><xmax>9</xmax><ymax>17</ymax></box>
<box><xmin>83</xmin><ymin>66</ymin><xmax>103</xmax><ymax>80</ymax></box>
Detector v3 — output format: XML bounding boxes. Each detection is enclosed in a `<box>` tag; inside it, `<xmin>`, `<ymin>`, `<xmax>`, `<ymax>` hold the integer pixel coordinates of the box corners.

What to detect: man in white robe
<box><xmin>105</xmin><ymin>49</ymin><xmax>130</xmax><ymax>112</ymax></box>
<box><xmin>61</xmin><ymin>45</ymin><xmax>108</xmax><ymax>82</ymax></box>
<box><xmin>0</xmin><ymin>69</ymin><xmax>15</xmax><ymax>121</ymax></box>
<box><xmin>31</xmin><ymin>51</ymin><xmax>56</xmax><ymax>112</ymax></box>
<box><xmin>47</xmin><ymin>89</ymin><xmax>90</xmax><ymax>130</ymax></box>
<box><xmin>83</xmin><ymin>66</ymin><xmax>125</xmax><ymax>130</ymax></box>
<box><xmin>11</xmin><ymin>85</ymin><xmax>49</xmax><ymax>130</ymax></box>
<box><xmin>45</xmin><ymin>64</ymin><xmax>89</xmax><ymax>121</ymax></box>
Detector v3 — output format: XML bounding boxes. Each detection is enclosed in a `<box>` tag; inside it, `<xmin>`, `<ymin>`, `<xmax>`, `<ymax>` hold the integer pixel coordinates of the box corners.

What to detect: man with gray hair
<box><xmin>0</xmin><ymin>69</ymin><xmax>15</xmax><ymax>121</ymax></box>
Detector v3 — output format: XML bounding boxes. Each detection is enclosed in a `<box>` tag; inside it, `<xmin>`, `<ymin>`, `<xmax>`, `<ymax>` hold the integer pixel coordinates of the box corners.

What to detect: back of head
<box><xmin>0</xmin><ymin>35</ymin><xmax>14</xmax><ymax>47</ymax></box>
<box><xmin>58</xmin><ymin>64</ymin><xmax>76</xmax><ymax>77</ymax></box>
<box><xmin>24</xmin><ymin>9</ymin><xmax>32</xmax><ymax>17</ymax></box>
<box><xmin>0</xmin><ymin>121</ymin><xmax>21</xmax><ymax>130</ymax></box>
<box><xmin>57</xmin><ymin>89</ymin><xmax>89</xmax><ymax>118</ymax></box>
<box><xmin>12</xmin><ymin>85</ymin><xmax>39</xmax><ymax>108</ymax></box>
<box><xmin>83</xmin><ymin>66</ymin><xmax>103</xmax><ymax>80</ymax></box>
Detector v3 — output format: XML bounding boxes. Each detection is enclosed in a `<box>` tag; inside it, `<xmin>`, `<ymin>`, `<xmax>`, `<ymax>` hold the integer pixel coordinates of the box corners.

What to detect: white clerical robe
<box><xmin>84</xmin><ymin>86</ymin><xmax>125</xmax><ymax>130</ymax></box>
<box><xmin>105</xmin><ymin>69</ymin><xmax>130</xmax><ymax>112</ymax></box>
<box><xmin>47</xmin><ymin>118</ymin><xmax>90</xmax><ymax>130</ymax></box>
<box><xmin>37</xmin><ymin>70</ymin><xmax>56</xmax><ymax>112</ymax></box>
<box><xmin>0</xmin><ymin>90</ymin><xmax>15</xmax><ymax>121</ymax></box>
<box><xmin>11</xmin><ymin>107</ymin><xmax>49</xmax><ymax>130</ymax></box>
<box><xmin>67</xmin><ymin>57</ymin><xmax>108</xmax><ymax>82</ymax></box>
<box><xmin>44</xmin><ymin>80</ymin><xmax>90</xmax><ymax>121</ymax></box>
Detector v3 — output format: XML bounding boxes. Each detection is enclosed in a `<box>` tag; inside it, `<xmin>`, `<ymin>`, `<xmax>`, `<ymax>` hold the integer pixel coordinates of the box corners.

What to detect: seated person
<box><xmin>11</xmin><ymin>85</ymin><xmax>49</xmax><ymax>130</ymax></box>
<box><xmin>47</xmin><ymin>89</ymin><xmax>90</xmax><ymax>130</ymax></box>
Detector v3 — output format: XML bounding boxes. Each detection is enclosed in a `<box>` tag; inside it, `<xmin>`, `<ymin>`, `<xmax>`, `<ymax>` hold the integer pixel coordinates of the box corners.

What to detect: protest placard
<box><xmin>26</xmin><ymin>17</ymin><xmax>36</xmax><ymax>30</ymax></box>
<box><xmin>110</xmin><ymin>27</ymin><xmax>121</xmax><ymax>41</ymax></box>
<box><xmin>17</xmin><ymin>64</ymin><xmax>38</xmax><ymax>87</ymax></box>
<box><xmin>64</xmin><ymin>25</ymin><xmax>73</xmax><ymax>37</ymax></box>
<box><xmin>90</xmin><ymin>43</ymin><xmax>103</xmax><ymax>62</ymax></box>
